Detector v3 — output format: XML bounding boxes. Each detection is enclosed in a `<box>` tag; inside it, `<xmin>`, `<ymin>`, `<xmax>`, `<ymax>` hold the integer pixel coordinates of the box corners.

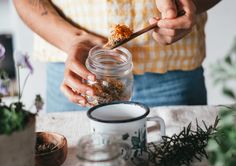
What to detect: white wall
<box><xmin>0</xmin><ymin>0</ymin><xmax>235</xmax><ymax>107</ymax></box>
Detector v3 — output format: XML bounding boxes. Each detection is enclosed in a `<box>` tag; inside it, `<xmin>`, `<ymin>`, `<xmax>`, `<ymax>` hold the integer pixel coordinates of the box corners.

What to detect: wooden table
<box><xmin>36</xmin><ymin>106</ymin><xmax>219</xmax><ymax>166</ymax></box>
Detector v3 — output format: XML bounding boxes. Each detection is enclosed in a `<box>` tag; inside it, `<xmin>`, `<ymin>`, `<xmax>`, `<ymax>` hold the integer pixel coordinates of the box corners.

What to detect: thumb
<box><xmin>156</xmin><ymin>0</ymin><xmax>177</xmax><ymax>19</ymax></box>
<box><xmin>149</xmin><ymin>17</ymin><xmax>160</xmax><ymax>24</ymax></box>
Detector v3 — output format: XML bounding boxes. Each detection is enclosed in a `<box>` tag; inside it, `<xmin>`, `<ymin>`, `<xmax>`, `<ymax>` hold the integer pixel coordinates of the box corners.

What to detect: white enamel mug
<box><xmin>87</xmin><ymin>101</ymin><xmax>166</xmax><ymax>160</ymax></box>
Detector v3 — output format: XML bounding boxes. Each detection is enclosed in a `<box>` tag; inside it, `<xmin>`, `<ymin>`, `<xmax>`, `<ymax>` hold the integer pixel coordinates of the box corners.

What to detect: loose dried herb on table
<box><xmin>35</xmin><ymin>134</ymin><xmax>59</xmax><ymax>154</ymax></box>
<box><xmin>35</xmin><ymin>142</ymin><xmax>58</xmax><ymax>154</ymax></box>
<box><xmin>146</xmin><ymin>117</ymin><xmax>219</xmax><ymax>166</ymax></box>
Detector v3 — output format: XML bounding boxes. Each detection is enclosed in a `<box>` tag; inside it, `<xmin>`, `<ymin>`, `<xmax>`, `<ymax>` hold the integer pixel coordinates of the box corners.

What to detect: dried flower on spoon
<box><xmin>104</xmin><ymin>24</ymin><xmax>133</xmax><ymax>48</ymax></box>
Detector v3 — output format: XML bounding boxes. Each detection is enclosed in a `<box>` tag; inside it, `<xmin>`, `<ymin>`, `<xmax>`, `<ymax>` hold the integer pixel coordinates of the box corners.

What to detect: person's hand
<box><xmin>150</xmin><ymin>0</ymin><xmax>197</xmax><ymax>45</ymax></box>
<box><xmin>60</xmin><ymin>32</ymin><xmax>107</xmax><ymax>106</ymax></box>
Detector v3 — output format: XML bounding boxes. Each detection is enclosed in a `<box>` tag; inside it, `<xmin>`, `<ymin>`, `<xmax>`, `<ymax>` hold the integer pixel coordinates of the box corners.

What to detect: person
<box><xmin>13</xmin><ymin>0</ymin><xmax>221</xmax><ymax>112</ymax></box>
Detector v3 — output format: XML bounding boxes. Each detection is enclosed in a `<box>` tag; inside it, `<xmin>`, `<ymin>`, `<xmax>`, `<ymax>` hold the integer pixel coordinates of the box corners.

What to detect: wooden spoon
<box><xmin>107</xmin><ymin>23</ymin><xmax>157</xmax><ymax>50</ymax></box>
<box><xmin>106</xmin><ymin>10</ymin><xmax>186</xmax><ymax>49</ymax></box>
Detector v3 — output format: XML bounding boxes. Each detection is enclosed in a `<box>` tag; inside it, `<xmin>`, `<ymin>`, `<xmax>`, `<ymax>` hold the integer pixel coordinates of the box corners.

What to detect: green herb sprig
<box><xmin>147</xmin><ymin>117</ymin><xmax>219</xmax><ymax>166</ymax></box>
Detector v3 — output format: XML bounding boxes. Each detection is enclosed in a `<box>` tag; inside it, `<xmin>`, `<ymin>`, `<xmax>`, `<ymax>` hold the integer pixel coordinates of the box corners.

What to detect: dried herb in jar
<box><xmin>87</xmin><ymin>77</ymin><xmax>131</xmax><ymax>105</ymax></box>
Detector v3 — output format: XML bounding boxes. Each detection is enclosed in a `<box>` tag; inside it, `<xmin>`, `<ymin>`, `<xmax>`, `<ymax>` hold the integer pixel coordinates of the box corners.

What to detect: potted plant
<box><xmin>0</xmin><ymin>43</ymin><xmax>43</xmax><ymax>166</ymax></box>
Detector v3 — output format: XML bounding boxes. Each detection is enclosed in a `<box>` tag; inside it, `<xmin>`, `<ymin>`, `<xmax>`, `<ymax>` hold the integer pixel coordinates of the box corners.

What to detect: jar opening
<box><xmin>86</xmin><ymin>46</ymin><xmax>133</xmax><ymax>76</ymax></box>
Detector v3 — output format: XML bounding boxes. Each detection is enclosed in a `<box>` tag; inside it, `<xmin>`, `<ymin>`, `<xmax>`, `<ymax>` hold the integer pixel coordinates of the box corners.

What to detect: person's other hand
<box><xmin>60</xmin><ymin>32</ymin><xmax>107</xmax><ymax>106</ymax></box>
<box><xmin>150</xmin><ymin>0</ymin><xmax>197</xmax><ymax>45</ymax></box>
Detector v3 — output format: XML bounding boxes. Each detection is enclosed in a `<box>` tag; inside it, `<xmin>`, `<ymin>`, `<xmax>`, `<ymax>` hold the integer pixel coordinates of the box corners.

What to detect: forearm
<box><xmin>13</xmin><ymin>0</ymin><xmax>83</xmax><ymax>53</ymax></box>
<box><xmin>193</xmin><ymin>0</ymin><xmax>221</xmax><ymax>14</ymax></box>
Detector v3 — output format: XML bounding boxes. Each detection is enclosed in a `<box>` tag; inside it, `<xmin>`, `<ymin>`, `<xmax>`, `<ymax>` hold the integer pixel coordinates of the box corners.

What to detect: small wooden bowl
<box><xmin>35</xmin><ymin>132</ymin><xmax>68</xmax><ymax>166</ymax></box>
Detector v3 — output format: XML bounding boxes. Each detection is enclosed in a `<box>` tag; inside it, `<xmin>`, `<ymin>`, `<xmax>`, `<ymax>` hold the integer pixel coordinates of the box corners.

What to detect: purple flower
<box><xmin>0</xmin><ymin>86</ymin><xmax>9</xmax><ymax>96</ymax></box>
<box><xmin>14</xmin><ymin>51</ymin><xmax>33</xmax><ymax>73</ymax></box>
<box><xmin>0</xmin><ymin>79</ymin><xmax>10</xmax><ymax>96</ymax></box>
<box><xmin>0</xmin><ymin>43</ymin><xmax>5</xmax><ymax>61</ymax></box>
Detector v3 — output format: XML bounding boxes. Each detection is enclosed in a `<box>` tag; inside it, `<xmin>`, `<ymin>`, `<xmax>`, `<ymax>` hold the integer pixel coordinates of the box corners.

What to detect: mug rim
<box><xmin>87</xmin><ymin>101</ymin><xmax>150</xmax><ymax>123</ymax></box>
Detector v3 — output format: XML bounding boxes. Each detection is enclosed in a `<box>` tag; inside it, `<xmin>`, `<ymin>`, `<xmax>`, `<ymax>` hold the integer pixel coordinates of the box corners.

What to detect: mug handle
<box><xmin>146</xmin><ymin>116</ymin><xmax>166</xmax><ymax>137</ymax></box>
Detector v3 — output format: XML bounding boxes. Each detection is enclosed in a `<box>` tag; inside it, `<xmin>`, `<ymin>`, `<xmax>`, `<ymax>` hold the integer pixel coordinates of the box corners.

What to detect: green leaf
<box><xmin>122</xmin><ymin>133</ymin><xmax>129</xmax><ymax>140</ymax></box>
<box><xmin>207</xmin><ymin>139</ymin><xmax>219</xmax><ymax>151</ymax></box>
<box><xmin>131</xmin><ymin>136</ymin><xmax>140</xmax><ymax>148</ymax></box>
<box><xmin>225</xmin><ymin>55</ymin><xmax>232</xmax><ymax>65</ymax></box>
<box><xmin>133</xmin><ymin>149</ymin><xmax>139</xmax><ymax>158</ymax></box>
<box><xmin>222</xmin><ymin>86</ymin><xmax>235</xmax><ymax>99</ymax></box>
<box><xmin>0</xmin><ymin>102</ymin><xmax>32</xmax><ymax>135</ymax></box>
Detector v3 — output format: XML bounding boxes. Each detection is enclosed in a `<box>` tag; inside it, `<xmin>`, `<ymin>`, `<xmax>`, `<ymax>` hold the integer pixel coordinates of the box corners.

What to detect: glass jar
<box><xmin>76</xmin><ymin>134</ymin><xmax>129</xmax><ymax>166</ymax></box>
<box><xmin>85</xmin><ymin>46</ymin><xmax>133</xmax><ymax>106</ymax></box>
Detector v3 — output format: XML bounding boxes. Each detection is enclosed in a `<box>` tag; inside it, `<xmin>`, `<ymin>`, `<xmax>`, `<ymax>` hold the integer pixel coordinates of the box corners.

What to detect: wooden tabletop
<box><xmin>36</xmin><ymin>105</ymin><xmax>219</xmax><ymax>166</ymax></box>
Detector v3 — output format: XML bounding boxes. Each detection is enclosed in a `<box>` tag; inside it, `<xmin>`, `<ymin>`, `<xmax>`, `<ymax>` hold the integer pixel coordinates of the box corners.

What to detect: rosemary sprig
<box><xmin>147</xmin><ymin>116</ymin><xmax>219</xmax><ymax>166</ymax></box>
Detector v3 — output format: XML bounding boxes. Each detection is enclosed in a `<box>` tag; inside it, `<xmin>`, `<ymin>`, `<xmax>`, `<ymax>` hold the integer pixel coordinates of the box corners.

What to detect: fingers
<box><xmin>62</xmin><ymin>46</ymin><xmax>97</xmax><ymax>106</ymax></box>
<box><xmin>149</xmin><ymin>17</ymin><xmax>160</xmax><ymax>32</ymax></box>
<box><xmin>156</xmin><ymin>0</ymin><xmax>177</xmax><ymax>19</ymax></box>
<box><xmin>149</xmin><ymin>17</ymin><xmax>159</xmax><ymax>24</ymax></box>
<box><xmin>154</xmin><ymin>28</ymin><xmax>176</xmax><ymax>37</ymax></box>
<box><xmin>60</xmin><ymin>83</ymin><xmax>87</xmax><ymax>106</ymax></box>
<box><xmin>66</xmin><ymin>59</ymin><xmax>95</xmax><ymax>82</ymax></box>
<box><xmin>152</xmin><ymin>32</ymin><xmax>173</xmax><ymax>45</ymax></box>
<box><xmin>66</xmin><ymin>46</ymin><xmax>96</xmax><ymax>82</ymax></box>
<box><xmin>61</xmin><ymin>69</ymin><xmax>95</xmax><ymax>106</ymax></box>
<box><xmin>179</xmin><ymin>0</ymin><xmax>196</xmax><ymax>15</ymax></box>
<box><xmin>149</xmin><ymin>17</ymin><xmax>171</xmax><ymax>45</ymax></box>
<box><xmin>63</xmin><ymin>70</ymin><xmax>94</xmax><ymax>96</ymax></box>
<box><xmin>151</xmin><ymin>0</ymin><xmax>196</xmax><ymax>45</ymax></box>
<box><xmin>157</xmin><ymin>0</ymin><xmax>196</xmax><ymax>29</ymax></box>
<box><xmin>149</xmin><ymin>17</ymin><xmax>177</xmax><ymax>45</ymax></box>
<box><xmin>152</xmin><ymin>28</ymin><xmax>191</xmax><ymax>45</ymax></box>
<box><xmin>158</xmin><ymin>15</ymin><xmax>195</xmax><ymax>29</ymax></box>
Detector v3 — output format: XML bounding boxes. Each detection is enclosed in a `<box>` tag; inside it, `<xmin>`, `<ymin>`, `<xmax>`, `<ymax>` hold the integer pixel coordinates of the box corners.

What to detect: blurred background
<box><xmin>0</xmin><ymin>0</ymin><xmax>236</xmax><ymax>108</ymax></box>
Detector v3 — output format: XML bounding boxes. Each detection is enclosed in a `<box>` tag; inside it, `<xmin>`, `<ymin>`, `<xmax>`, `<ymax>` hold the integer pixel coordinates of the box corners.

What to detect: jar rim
<box><xmin>86</xmin><ymin>45</ymin><xmax>133</xmax><ymax>76</ymax></box>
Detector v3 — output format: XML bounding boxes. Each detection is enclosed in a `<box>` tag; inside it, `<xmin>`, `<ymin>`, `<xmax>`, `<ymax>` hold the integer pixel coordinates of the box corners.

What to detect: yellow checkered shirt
<box><xmin>33</xmin><ymin>0</ymin><xmax>207</xmax><ymax>74</ymax></box>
